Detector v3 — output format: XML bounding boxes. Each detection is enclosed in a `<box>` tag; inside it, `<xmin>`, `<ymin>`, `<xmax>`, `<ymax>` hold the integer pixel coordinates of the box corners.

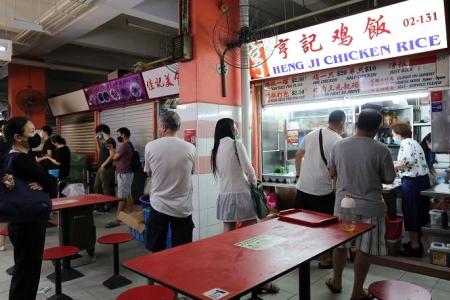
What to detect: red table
<box><xmin>50</xmin><ymin>194</ymin><xmax>121</xmax><ymax>282</ymax></box>
<box><xmin>123</xmin><ymin>218</ymin><xmax>374</xmax><ymax>300</ymax></box>
<box><xmin>52</xmin><ymin>194</ymin><xmax>120</xmax><ymax>211</ymax></box>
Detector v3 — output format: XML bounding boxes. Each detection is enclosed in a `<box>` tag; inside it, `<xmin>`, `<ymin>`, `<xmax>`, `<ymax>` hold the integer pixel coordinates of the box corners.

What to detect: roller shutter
<box><xmin>99</xmin><ymin>103</ymin><xmax>154</xmax><ymax>158</ymax></box>
<box><xmin>59</xmin><ymin>112</ymin><xmax>95</xmax><ymax>164</ymax></box>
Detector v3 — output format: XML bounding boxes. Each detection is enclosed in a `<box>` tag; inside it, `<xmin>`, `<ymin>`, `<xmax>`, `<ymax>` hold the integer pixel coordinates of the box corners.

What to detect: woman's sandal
<box><xmin>350</xmin><ymin>289</ymin><xmax>374</xmax><ymax>300</ymax></box>
<box><xmin>257</xmin><ymin>283</ymin><xmax>280</xmax><ymax>294</ymax></box>
<box><xmin>325</xmin><ymin>278</ymin><xmax>342</xmax><ymax>294</ymax></box>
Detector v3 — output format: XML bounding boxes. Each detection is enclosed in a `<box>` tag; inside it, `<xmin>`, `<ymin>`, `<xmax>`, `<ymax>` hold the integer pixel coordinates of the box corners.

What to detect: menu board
<box><xmin>263</xmin><ymin>54</ymin><xmax>449</xmax><ymax>105</ymax></box>
<box><xmin>84</xmin><ymin>73</ymin><xmax>147</xmax><ymax>110</ymax></box>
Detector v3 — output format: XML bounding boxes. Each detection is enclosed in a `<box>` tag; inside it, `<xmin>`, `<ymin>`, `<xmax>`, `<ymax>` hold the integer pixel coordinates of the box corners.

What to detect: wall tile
<box><xmin>191</xmin><ymin>209</ymin><xmax>200</xmax><ymax>228</ymax></box>
<box><xmin>199</xmin><ymin>190</ymin><xmax>209</xmax><ymax>210</ymax></box>
<box><xmin>200</xmin><ymin>228</ymin><xmax>208</xmax><ymax>239</ymax></box>
<box><xmin>193</xmin><ymin>228</ymin><xmax>200</xmax><ymax>241</ymax></box>
<box><xmin>207</xmin><ymin>224</ymin><xmax>222</xmax><ymax>237</ymax></box>
<box><xmin>199</xmin><ymin>209</ymin><xmax>208</xmax><ymax>228</ymax></box>
<box><xmin>207</xmin><ymin>206</ymin><xmax>219</xmax><ymax>226</ymax></box>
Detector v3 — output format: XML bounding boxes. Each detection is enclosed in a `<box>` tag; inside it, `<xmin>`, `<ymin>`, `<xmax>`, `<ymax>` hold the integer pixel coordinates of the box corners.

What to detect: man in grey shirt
<box><xmin>326</xmin><ymin>109</ymin><xmax>396</xmax><ymax>300</ymax></box>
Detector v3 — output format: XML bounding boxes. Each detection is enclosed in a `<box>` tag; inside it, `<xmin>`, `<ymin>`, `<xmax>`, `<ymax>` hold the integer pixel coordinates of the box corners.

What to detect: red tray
<box><xmin>278</xmin><ymin>209</ymin><xmax>338</xmax><ymax>226</ymax></box>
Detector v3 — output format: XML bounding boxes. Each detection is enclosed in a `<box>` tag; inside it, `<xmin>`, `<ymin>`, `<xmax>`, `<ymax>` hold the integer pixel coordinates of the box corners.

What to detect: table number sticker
<box><xmin>203</xmin><ymin>288</ymin><xmax>230</xmax><ymax>299</ymax></box>
<box><xmin>235</xmin><ymin>234</ymin><xmax>288</xmax><ymax>250</ymax></box>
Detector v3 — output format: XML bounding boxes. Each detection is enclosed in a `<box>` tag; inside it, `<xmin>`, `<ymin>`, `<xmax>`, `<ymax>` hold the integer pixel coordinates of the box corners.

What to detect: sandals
<box><xmin>350</xmin><ymin>289</ymin><xmax>374</xmax><ymax>300</ymax></box>
<box><xmin>325</xmin><ymin>278</ymin><xmax>342</xmax><ymax>294</ymax></box>
<box><xmin>256</xmin><ymin>283</ymin><xmax>280</xmax><ymax>294</ymax></box>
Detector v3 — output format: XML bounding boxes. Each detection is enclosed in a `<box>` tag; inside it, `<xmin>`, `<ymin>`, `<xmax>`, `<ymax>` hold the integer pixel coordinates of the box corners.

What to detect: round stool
<box><xmin>117</xmin><ymin>285</ymin><xmax>176</xmax><ymax>300</ymax></box>
<box><xmin>368</xmin><ymin>280</ymin><xmax>432</xmax><ymax>300</ymax></box>
<box><xmin>43</xmin><ymin>246</ymin><xmax>79</xmax><ymax>300</ymax></box>
<box><xmin>98</xmin><ymin>232</ymin><xmax>133</xmax><ymax>289</ymax></box>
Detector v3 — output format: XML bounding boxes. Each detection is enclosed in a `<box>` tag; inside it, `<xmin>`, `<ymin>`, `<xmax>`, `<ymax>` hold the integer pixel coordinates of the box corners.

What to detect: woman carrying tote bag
<box><xmin>211</xmin><ymin>118</ymin><xmax>279</xmax><ymax>294</ymax></box>
<box><xmin>1</xmin><ymin>117</ymin><xmax>57</xmax><ymax>300</ymax></box>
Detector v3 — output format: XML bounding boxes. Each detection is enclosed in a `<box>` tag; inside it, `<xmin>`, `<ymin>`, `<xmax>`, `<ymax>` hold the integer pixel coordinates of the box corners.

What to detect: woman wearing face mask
<box><xmin>2</xmin><ymin>116</ymin><xmax>57</xmax><ymax>300</ymax></box>
<box><xmin>392</xmin><ymin>122</ymin><xmax>430</xmax><ymax>257</ymax></box>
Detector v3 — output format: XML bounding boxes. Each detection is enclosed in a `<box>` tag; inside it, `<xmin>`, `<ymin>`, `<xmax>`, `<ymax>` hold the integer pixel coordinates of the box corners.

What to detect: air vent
<box><xmin>172</xmin><ymin>34</ymin><xmax>193</xmax><ymax>62</ymax></box>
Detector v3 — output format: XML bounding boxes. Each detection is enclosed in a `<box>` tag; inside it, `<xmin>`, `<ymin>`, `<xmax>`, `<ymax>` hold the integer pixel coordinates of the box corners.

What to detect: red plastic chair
<box><xmin>117</xmin><ymin>285</ymin><xmax>176</xmax><ymax>300</ymax></box>
<box><xmin>43</xmin><ymin>246</ymin><xmax>79</xmax><ymax>300</ymax></box>
<box><xmin>97</xmin><ymin>232</ymin><xmax>133</xmax><ymax>289</ymax></box>
<box><xmin>368</xmin><ymin>280</ymin><xmax>432</xmax><ymax>300</ymax></box>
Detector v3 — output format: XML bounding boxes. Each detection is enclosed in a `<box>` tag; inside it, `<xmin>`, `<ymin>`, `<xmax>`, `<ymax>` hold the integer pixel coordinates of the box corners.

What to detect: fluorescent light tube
<box><xmin>13</xmin><ymin>18</ymin><xmax>45</xmax><ymax>32</ymax></box>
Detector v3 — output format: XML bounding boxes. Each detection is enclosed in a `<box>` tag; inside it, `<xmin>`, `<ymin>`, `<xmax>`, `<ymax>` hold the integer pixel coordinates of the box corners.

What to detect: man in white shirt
<box><xmin>295</xmin><ymin>110</ymin><xmax>346</xmax><ymax>268</ymax></box>
<box><xmin>144</xmin><ymin>111</ymin><xmax>196</xmax><ymax>252</ymax></box>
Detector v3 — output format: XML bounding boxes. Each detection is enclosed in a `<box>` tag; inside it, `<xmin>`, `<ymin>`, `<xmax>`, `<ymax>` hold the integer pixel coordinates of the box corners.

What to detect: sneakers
<box><xmin>105</xmin><ymin>221</ymin><xmax>121</xmax><ymax>228</ymax></box>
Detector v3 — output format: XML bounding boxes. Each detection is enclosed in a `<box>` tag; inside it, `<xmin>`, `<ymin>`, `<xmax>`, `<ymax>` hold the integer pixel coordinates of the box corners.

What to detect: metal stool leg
<box><xmin>48</xmin><ymin>259</ymin><xmax>73</xmax><ymax>300</ymax></box>
<box><xmin>102</xmin><ymin>244</ymin><xmax>131</xmax><ymax>290</ymax></box>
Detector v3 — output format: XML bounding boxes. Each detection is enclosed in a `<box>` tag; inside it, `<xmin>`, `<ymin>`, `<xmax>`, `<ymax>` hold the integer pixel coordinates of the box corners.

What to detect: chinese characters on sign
<box><xmin>262</xmin><ymin>55</ymin><xmax>449</xmax><ymax>105</ymax></box>
<box><xmin>249</xmin><ymin>0</ymin><xmax>447</xmax><ymax>80</ymax></box>
<box><xmin>142</xmin><ymin>64</ymin><xmax>180</xmax><ymax>100</ymax></box>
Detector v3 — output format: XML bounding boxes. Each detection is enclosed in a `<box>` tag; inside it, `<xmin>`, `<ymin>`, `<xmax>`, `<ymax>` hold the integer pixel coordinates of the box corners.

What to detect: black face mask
<box><xmin>26</xmin><ymin>133</ymin><xmax>42</xmax><ymax>149</ymax></box>
<box><xmin>117</xmin><ymin>136</ymin><xmax>124</xmax><ymax>143</ymax></box>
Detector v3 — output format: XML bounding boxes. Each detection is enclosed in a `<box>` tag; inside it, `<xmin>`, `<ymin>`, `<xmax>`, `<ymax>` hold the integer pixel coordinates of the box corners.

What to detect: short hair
<box><xmin>95</xmin><ymin>124</ymin><xmax>110</xmax><ymax>134</ymax></box>
<box><xmin>51</xmin><ymin>135</ymin><xmax>66</xmax><ymax>145</ymax></box>
<box><xmin>41</xmin><ymin>125</ymin><xmax>52</xmax><ymax>136</ymax></box>
<box><xmin>159</xmin><ymin>111</ymin><xmax>180</xmax><ymax>132</ymax></box>
<box><xmin>392</xmin><ymin>122</ymin><xmax>412</xmax><ymax>138</ymax></box>
<box><xmin>328</xmin><ymin>110</ymin><xmax>346</xmax><ymax>125</ymax></box>
<box><xmin>356</xmin><ymin>109</ymin><xmax>382</xmax><ymax>132</ymax></box>
<box><xmin>117</xmin><ymin>127</ymin><xmax>131</xmax><ymax>138</ymax></box>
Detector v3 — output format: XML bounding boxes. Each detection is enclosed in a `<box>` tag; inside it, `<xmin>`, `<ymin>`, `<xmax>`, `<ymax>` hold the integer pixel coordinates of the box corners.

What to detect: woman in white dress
<box><xmin>211</xmin><ymin>118</ymin><xmax>257</xmax><ymax>232</ymax></box>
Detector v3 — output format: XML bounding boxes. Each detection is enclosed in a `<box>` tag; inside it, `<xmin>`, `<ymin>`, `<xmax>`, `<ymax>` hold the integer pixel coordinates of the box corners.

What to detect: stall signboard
<box><xmin>250</xmin><ymin>0</ymin><xmax>448</xmax><ymax>80</ymax></box>
<box><xmin>84</xmin><ymin>73</ymin><xmax>147</xmax><ymax>110</ymax></box>
<box><xmin>263</xmin><ymin>54</ymin><xmax>449</xmax><ymax>105</ymax></box>
<box><xmin>142</xmin><ymin>64</ymin><xmax>180</xmax><ymax>100</ymax></box>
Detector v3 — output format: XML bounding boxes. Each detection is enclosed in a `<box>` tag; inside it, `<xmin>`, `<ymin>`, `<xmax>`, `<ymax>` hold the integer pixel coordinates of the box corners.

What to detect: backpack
<box><xmin>128</xmin><ymin>142</ymin><xmax>141</xmax><ymax>173</ymax></box>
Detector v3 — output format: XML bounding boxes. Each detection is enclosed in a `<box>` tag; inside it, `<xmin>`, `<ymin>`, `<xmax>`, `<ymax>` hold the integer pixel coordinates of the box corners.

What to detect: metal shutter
<box><xmin>99</xmin><ymin>103</ymin><xmax>154</xmax><ymax>158</ymax></box>
<box><xmin>60</xmin><ymin>112</ymin><xmax>95</xmax><ymax>157</ymax></box>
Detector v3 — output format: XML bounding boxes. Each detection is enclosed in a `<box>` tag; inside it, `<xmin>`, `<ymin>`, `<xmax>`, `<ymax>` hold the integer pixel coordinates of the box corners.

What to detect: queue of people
<box><xmin>0</xmin><ymin>108</ymin><xmax>438</xmax><ymax>300</ymax></box>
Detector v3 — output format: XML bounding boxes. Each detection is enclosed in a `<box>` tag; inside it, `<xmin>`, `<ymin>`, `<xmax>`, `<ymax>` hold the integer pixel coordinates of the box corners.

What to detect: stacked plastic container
<box><xmin>128</xmin><ymin>195</ymin><xmax>172</xmax><ymax>248</ymax></box>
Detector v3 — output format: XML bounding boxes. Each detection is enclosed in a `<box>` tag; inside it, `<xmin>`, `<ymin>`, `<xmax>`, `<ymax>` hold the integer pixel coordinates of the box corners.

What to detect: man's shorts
<box><xmin>338</xmin><ymin>215</ymin><xmax>386</xmax><ymax>256</ymax></box>
<box><xmin>117</xmin><ymin>172</ymin><xmax>134</xmax><ymax>199</ymax></box>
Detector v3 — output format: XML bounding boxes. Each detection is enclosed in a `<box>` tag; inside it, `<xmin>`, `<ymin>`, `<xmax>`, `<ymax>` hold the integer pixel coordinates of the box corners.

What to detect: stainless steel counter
<box><xmin>421</xmin><ymin>184</ymin><xmax>450</xmax><ymax>198</ymax></box>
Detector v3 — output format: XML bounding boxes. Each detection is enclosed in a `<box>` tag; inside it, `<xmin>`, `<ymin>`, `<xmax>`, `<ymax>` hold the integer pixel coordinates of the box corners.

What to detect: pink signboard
<box><xmin>84</xmin><ymin>73</ymin><xmax>147</xmax><ymax>110</ymax></box>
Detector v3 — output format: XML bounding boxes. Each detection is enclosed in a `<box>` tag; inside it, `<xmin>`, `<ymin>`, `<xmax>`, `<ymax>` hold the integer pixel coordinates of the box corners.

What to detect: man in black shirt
<box><xmin>41</xmin><ymin>126</ymin><xmax>56</xmax><ymax>158</ymax></box>
<box><xmin>94</xmin><ymin>124</ymin><xmax>116</xmax><ymax>212</ymax></box>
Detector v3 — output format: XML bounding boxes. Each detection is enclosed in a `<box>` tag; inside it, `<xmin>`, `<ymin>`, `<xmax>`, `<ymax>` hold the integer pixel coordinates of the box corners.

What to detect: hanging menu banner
<box><xmin>263</xmin><ymin>54</ymin><xmax>449</xmax><ymax>105</ymax></box>
<box><xmin>142</xmin><ymin>64</ymin><xmax>180</xmax><ymax>100</ymax></box>
<box><xmin>84</xmin><ymin>73</ymin><xmax>147</xmax><ymax>110</ymax></box>
<box><xmin>250</xmin><ymin>0</ymin><xmax>448</xmax><ymax>80</ymax></box>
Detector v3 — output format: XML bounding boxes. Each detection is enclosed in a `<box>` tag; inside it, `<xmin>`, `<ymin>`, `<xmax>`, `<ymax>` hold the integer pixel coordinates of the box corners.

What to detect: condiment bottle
<box><xmin>341</xmin><ymin>194</ymin><xmax>356</xmax><ymax>232</ymax></box>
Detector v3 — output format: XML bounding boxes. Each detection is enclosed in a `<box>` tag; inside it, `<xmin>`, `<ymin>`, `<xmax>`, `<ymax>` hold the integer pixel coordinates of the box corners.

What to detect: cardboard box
<box><xmin>118</xmin><ymin>211</ymin><xmax>145</xmax><ymax>233</ymax></box>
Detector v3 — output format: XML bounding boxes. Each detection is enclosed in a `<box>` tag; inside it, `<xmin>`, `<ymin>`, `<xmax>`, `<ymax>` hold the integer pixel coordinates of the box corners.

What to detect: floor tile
<box><xmin>399</xmin><ymin>272</ymin><xmax>440</xmax><ymax>291</ymax></box>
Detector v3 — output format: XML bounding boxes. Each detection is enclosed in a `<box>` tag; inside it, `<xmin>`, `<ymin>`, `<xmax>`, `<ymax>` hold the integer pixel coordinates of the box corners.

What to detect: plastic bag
<box><xmin>61</xmin><ymin>183</ymin><xmax>86</xmax><ymax>197</ymax></box>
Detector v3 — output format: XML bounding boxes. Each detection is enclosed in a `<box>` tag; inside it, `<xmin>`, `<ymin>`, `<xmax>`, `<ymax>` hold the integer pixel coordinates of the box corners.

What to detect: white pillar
<box><xmin>240</xmin><ymin>0</ymin><xmax>252</xmax><ymax>158</ymax></box>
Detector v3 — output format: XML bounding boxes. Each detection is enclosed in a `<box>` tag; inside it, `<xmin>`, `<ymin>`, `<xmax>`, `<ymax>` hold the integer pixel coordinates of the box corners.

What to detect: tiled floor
<box><xmin>0</xmin><ymin>212</ymin><xmax>448</xmax><ymax>300</ymax></box>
